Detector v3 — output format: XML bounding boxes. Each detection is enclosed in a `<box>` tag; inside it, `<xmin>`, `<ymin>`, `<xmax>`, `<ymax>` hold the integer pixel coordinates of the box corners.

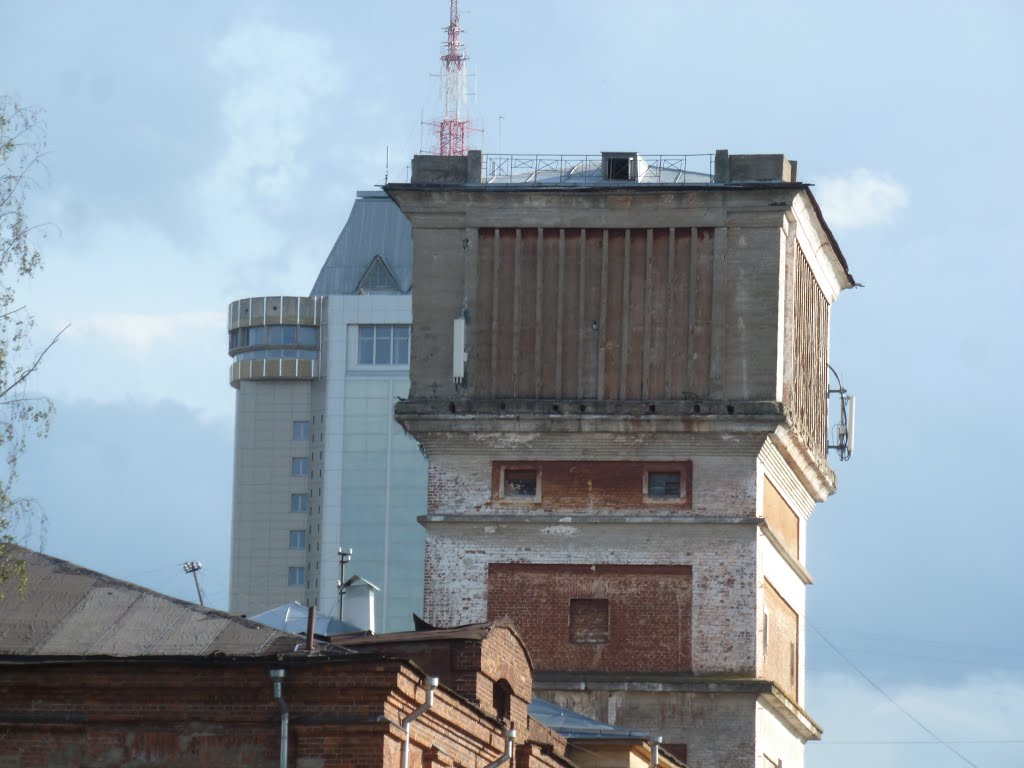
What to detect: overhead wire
<box><xmin>810</xmin><ymin>622</ymin><xmax>981</xmax><ymax>768</ymax></box>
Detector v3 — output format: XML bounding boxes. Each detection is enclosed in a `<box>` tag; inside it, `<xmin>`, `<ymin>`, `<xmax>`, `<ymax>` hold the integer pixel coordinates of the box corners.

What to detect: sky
<box><xmin>3</xmin><ymin>1</ymin><xmax>1023</xmax><ymax>766</ymax></box>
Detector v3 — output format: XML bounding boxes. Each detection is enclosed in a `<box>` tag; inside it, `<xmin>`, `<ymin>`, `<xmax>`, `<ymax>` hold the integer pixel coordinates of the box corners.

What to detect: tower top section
<box><xmin>435</xmin><ymin>0</ymin><xmax>470</xmax><ymax>156</ymax></box>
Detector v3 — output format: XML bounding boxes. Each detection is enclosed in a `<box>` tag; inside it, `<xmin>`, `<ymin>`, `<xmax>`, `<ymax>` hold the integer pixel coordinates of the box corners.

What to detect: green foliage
<box><xmin>0</xmin><ymin>96</ymin><xmax>56</xmax><ymax>598</ymax></box>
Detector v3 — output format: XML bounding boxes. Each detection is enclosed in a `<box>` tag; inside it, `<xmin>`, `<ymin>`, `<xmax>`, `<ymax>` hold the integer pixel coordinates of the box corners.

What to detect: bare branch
<box><xmin>0</xmin><ymin>324</ymin><xmax>68</xmax><ymax>402</ymax></box>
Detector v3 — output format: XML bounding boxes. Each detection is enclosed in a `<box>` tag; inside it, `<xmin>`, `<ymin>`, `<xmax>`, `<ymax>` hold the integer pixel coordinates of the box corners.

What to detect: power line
<box><xmin>810</xmin><ymin>623</ymin><xmax>981</xmax><ymax>768</ymax></box>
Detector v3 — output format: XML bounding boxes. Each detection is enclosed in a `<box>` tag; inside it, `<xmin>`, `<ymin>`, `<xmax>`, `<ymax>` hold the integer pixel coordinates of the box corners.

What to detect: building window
<box><xmin>292</xmin><ymin>421</ymin><xmax>310</xmax><ymax>441</ymax></box>
<box><xmin>643</xmin><ymin>464</ymin><xmax>691</xmax><ymax>504</ymax></box>
<box><xmin>648</xmin><ymin>471</ymin><xmax>681</xmax><ymax>498</ymax></box>
<box><xmin>570</xmin><ymin>598</ymin><xmax>609</xmax><ymax>644</ymax></box>
<box><xmin>291</xmin><ymin>457</ymin><xmax>310</xmax><ymax>476</ymax></box>
<box><xmin>291</xmin><ymin>494</ymin><xmax>308</xmax><ymax>513</ymax></box>
<box><xmin>288</xmin><ymin>566</ymin><xmax>305</xmax><ymax>586</ymax></box>
<box><xmin>289</xmin><ymin>530</ymin><xmax>306</xmax><ymax>550</ymax></box>
<box><xmin>500</xmin><ymin>467</ymin><xmax>540</xmax><ymax>501</ymax></box>
<box><xmin>357</xmin><ymin>324</ymin><xmax>410</xmax><ymax>365</ymax></box>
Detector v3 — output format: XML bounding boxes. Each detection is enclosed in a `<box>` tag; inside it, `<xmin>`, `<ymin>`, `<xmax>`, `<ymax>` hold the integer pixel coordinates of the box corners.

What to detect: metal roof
<box><xmin>309</xmin><ymin>190</ymin><xmax>413</xmax><ymax>297</ymax></box>
<box><xmin>529</xmin><ymin>697</ymin><xmax>652</xmax><ymax>741</ymax></box>
<box><xmin>0</xmin><ymin>547</ymin><xmax>301</xmax><ymax>657</ymax></box>
<box><xmin>246</xmin><ymin>601</ymin><xmax>364</xmax><ymax>637</ymax></box>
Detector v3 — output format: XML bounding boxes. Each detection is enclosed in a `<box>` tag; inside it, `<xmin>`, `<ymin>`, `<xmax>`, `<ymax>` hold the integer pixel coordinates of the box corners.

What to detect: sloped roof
<box><xmin>309</xmin><ymin>190</ymin><xmax>413</xmax><ymax>296</ymax></box>
<box><xmin>529</xmin><ymin>698</ymin><xmax>652</xmax><ymax>741</ymax></box>
<box><xmin>247</xmin><ymin>601</ymin><xmax>364</xmax><ymax>637</ymax></box>
<box><xmin>0</xmin><ymin>547</ymin><xmax>302</xmax><ymax>657</ymax></box>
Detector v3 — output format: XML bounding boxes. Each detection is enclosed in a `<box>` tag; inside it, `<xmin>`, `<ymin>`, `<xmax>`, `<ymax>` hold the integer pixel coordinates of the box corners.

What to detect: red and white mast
<box><xmin>437</xmin><ymin>0</ymin><xmax>469</xmax><ymax>156</ymax></box>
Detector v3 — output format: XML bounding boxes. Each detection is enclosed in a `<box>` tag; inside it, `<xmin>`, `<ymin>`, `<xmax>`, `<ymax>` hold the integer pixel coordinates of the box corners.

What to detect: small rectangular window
<box><xmin>503</xmin><ymin>468</ymin><xmax>539</xmax><ymax>500</ymax></box>
<box><xmin>292</xmin><ymin>421</ymin><xmax>310</xmax><ymax>441</ymax></box>
<box><xmin>643</xmin><ymin>464</ymin><xmax>691</xmax><ymax>504</ymax></box>
<box><xmin>289</xmin><ymin>530</ymin><xmax>306</xmax><ymax>550</ymax></box>
<box><xmin>288</xmin><ymin>566</ymin><xmax>305</xmax><ymax>586</ymax></box>
<box><xmin>291</xmin><ymin>457</ymin><xmax>310</xmax><ymax>476</ymax></box>
<box><xmin>570</xmin><ymin>598</ymin><xmax>609</xmax><ymax>644</ymax></box>
<box><xmin>648</xmin><ymin>471</ymin><xmax>681</xmax><ymax>498</ymax></box>
<box><xmin>290</xmin><ymin>494</ymin><xmax>308</xmax><ymax>513</ymax></box>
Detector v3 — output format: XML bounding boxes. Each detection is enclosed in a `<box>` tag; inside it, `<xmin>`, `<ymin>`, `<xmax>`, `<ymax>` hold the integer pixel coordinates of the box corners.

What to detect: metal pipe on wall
<box><xmin>400</xmin><ymin>676</ymin><xmax>438</xmax><ymax>768</ymax></box>
<box><xmin>270</xmin><ymin>669</ymin><xmax>289</xmax><ymax>768</ymax></box>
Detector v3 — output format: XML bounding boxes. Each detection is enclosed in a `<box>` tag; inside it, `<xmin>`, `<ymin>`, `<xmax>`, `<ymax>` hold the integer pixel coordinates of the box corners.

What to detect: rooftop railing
<box><xmin>481</xmin><ymin>154</ymin><xmax>715</xmax><ymax>185</ymax></box>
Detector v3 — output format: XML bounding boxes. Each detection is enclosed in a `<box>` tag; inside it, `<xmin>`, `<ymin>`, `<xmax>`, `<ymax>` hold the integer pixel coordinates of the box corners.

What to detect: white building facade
<box><xmin>227</xmin><ymin>191</ymin><xmax>426</xmax><ymax>631</ymax></box>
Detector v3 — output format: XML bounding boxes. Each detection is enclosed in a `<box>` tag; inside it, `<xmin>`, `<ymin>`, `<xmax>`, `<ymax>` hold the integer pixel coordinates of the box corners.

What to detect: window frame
<box><xmin>290</xmin><ymin>494</ymin><xmax>308</xmax><ymax>513</ymax></box>
<box><xmin>641</xmin><ymin>462</ymin><xmax>692</xmax><ymax>506</ymax></box>
<box><xmin>497</xmin><ymin>464</ymin><xmax>542</xmax><ymax>503</ymax></box>
<box><xmin>287</xmin><ymin>566</ymin><xmax>305</xmax><ymax>586</ymax></box>
<box><xmin>352</xmin><ymin>324</ymin><xmax>412</xmax><ymax>368</ymax></box>
<box><xmin>288</xmin><ymin>530</ymin><xmax>306</xmax><ymax>550</ymax></box>
<box><xmin>291</xmin><ymin>457</ymin><xmax>311</xmax><ymax>477</ymax></box>
<box><xmin>292</xmin><ymin>421</ymin><xmax>311</xmax><ymax>441</ymax></box>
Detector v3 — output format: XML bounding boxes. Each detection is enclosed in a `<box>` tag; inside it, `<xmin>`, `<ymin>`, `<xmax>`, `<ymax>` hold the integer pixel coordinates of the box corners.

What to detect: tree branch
<box><xmin>0</xmin><ymin>324</ymin><xmax>68</xmax><ymax>402</ymax></box>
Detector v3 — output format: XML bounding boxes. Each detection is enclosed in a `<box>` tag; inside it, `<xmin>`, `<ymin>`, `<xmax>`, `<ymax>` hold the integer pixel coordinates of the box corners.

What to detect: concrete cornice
<box><xmin>419</xmin><ymin>514</ymin><xmax>762</xmax><ymax>527</ymax></box>
<box><xmin>532</xmin><ymin>673</ymin><xmax>821</xmax><ymax>741</ymax></box>
<box><xmin>759</xmin><ymin>522</ymin><xmax>813</xmax><ymax>585</ymax></box>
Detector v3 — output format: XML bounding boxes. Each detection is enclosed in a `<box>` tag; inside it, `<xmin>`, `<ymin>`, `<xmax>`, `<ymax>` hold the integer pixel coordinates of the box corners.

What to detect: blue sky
<box><xmin>4</xmin><ymin>2</ymin><xmax>1023</xmax><ymax>766</ymax></box>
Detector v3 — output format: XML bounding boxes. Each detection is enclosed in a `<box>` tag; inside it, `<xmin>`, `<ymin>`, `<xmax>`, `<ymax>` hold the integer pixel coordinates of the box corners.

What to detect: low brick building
<box><xmin>0</xmin><ymin>548</ymin><xmax>677</xmax><ymax>768</ymax></box>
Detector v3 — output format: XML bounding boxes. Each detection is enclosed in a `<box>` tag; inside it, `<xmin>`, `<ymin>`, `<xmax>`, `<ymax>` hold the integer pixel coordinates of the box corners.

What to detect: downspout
<box><xmin>650</xmin><ymin>735</ymin><xmax>662</xmax><ymax>768</ymax></box>
<box><xmin>400</xmin><ymin>676</ymin><xmax>438</xmax><ymax>768</ymax></box>
<box><xmin>483</xmin><ymin>728</ymin><xmax>516</xmax><ymax>768</ymax></box>
<box><xmin>270</xmin><ymin>669</ymin><xmax>288</xmax><ymax>768</ymax></box>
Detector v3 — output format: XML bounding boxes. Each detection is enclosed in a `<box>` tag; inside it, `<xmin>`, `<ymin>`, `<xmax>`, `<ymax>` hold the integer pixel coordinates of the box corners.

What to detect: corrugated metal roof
<box><xmin>309</xmin><ymin>190</ymin><xmax>413</xmax><ymax>297</ymax></box>
<box><xmin>0</xmin><ymin>547</ymin><xmax>300</xmax><ymax>657</ymax></box>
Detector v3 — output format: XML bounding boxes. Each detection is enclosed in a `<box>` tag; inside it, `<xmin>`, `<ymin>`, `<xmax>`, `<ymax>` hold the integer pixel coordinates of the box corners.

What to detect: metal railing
<box><xmin>481</xmin><ymin>154</ymin><xmax>715</xmax><ymax>185</ymax></box>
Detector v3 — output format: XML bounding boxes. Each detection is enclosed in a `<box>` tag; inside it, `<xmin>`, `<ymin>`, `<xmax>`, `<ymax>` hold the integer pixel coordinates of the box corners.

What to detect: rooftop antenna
<box><xmin>827</xmin><ymin>364</ymin><xmax>855</xmax><ymax>462</ymax></box>
<box><xmin>183</xmin><ymin>561</ymin><xmax>205</xmax><ymax>606</ymax></box>
<box><xmin>435</xmin><ymin>0</ymin><xmax>470</xmax><ymax>156</ymax></box>
<box><xmin>385</xmin><ymin>145</ymin><xmax>389</xmax><ymax>185</ymax></box>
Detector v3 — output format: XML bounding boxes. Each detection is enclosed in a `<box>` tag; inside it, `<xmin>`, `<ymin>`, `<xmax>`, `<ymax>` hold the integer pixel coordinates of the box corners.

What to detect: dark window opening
<box><xmin>647</xmin><ymin>471</ymin><xmax>682</xmax><ymax>498</ymax></box>
<box><xmin>606</xmin><ymin>156</ymin><xmax>633</xmax><ymax>180</ymax></box>
<box><xmin>503</xmin><ymin>468</ymin><xmax>538</xmax><ymax>499</ymax></box>
<box><xmin>492</xmin><ymin>679</ymin><xmax>513</xmax><ymax>723</ymax></box>
<box><xmin>570</xmin><ymin>598</ymin><xmax>609</xmax><ymax>644</ymax></box>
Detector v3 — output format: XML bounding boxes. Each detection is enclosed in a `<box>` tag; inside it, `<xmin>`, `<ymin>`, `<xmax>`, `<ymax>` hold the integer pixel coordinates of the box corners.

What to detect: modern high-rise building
<box><xmin>227</xmin><ymin>190</ymin><xmax>426</xmax><ymax>632</ymax></box>
<box><xmin>388</xmin><ymin>149</ymin><xmax>855</xmax><ymax>768</ymax></box>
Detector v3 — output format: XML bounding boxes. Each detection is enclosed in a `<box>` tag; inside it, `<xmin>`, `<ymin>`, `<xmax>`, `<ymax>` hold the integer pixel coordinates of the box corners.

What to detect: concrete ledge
<box><xmin>533</xmin><ymin>673</ymin><xmax>821</xmax><ymax>741</ymax></box>
<box><xmin>419</xmin><ymin>514</ymin><xmax>762</xmax><ymax>526</ymax></box>
<box><xmin>759</xmin><ymin>522</ymin><xmax>813</xmax><ymax>585</ymax></box>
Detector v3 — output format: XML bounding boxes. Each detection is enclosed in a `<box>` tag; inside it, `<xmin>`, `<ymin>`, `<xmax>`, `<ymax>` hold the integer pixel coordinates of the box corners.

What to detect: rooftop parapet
<box><xmin>408</xmin><ymin>150</ymin><xmax>797</xmax><ymax>185</ymax></box>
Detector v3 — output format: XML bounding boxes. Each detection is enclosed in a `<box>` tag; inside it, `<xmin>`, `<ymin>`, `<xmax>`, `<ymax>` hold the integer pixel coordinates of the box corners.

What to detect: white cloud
<box><xmin>807</xmin><ymin>671</ymin><xmax>1024</xmax><ymax>768</ymax></box>
<box><xmin>200</xmin><ymin>22</ymin><xmax>342</xmax><ymax>252</ymax></box>
<box><xmin>815</xmin><ymin>169</ymin><xmax>909</xmax><ymax>229</ymax></box>
<box><xmin>80</xmin><ymin>311</ymin><xmax>223</xmax><ymax>353</ymax></box>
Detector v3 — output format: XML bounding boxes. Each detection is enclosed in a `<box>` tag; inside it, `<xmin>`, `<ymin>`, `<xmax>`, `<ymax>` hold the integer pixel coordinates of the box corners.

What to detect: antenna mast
<box><xmin>437</xmin><ymin>0</ymin><xmax>469</xmax><ymax>156</ymax></box>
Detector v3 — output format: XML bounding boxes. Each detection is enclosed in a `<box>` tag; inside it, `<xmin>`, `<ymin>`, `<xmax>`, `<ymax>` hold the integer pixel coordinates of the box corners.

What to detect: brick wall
<box><xmin>0</xmin><ymin>656</ymin><xmax>545</xmax><ymax>768</ymax></box>
<box><xmin>425</xmin><ymin>521</ymin><xmax>757</xmax><ymax>676</ymax></box>
<box><xmin>489</xmin><ymin>461</ymin><xmax>692</xmax><ymax>510</ymax></box>
<box><xmin>487</xmin><ymin>563</ymin><xmax>692</xmax><ymax>673</ymax></box>
<box><xmin>427</xmin><ymin>449</ymin><xmax>755</xmax><ymax>520</ymax></box>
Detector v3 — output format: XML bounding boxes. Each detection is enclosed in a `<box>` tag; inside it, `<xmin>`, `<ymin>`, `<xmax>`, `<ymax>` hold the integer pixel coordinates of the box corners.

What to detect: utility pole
<box><xmin>337</xmin><ymin>548</ymin><xmax>353</xmax><ymax>620</ymax></box>
<box><xmin>183</xmin><ymin>561</ymin><xmax>205</xmax><ymax>606</ymax></box>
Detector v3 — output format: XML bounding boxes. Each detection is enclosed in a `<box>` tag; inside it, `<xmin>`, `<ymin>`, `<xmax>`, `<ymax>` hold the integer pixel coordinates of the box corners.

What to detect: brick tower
<box><xmin>387</xmin><ymin>150</ymin><xmax>854</xmax><ymax>768</ymax></box>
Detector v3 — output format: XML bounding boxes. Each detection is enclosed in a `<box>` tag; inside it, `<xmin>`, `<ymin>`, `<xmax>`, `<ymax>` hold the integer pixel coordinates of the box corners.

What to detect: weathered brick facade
<box><xmin>388</xmin><ymin>150</ymin><xmax>854</xmax><ymax>768</ymax></box>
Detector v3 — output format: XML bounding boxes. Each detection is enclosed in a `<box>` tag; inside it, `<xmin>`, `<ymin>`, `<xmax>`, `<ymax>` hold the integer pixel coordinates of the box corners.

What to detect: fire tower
<box><xmin>387</xmin><ymin>149</ymin><xmax>854</xmax><ymax>768</ymax></box>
